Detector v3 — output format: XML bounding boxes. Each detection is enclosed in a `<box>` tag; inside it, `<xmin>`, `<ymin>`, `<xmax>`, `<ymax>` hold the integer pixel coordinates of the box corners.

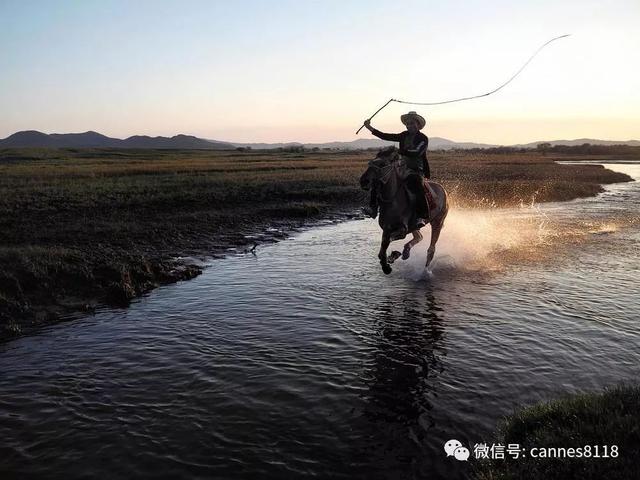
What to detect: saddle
<box><xmin>405</xmin><ymin>179</ymin><xmax>433</xmax><ymax>229</ymax></box>
<box><xmin>360</xmin><ymin>150</ymin><xmax>437</xmax><ymax>226</ymax></box>
<box><xmin>423</xmin><ymin>179</ymin><xmax>437</xmax><ymax>213</ymax></box>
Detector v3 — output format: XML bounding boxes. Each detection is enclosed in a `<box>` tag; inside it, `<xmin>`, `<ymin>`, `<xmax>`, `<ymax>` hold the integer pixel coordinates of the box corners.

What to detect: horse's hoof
<box><xmin>402</xmin><ymin>246</ymin><xmax>411</xmax><ymax>260</ymax></box>
<box><xmin>382</xmin><ymin>264</ymin><xmax>392</xmax><ymax>275</ymax></box>
<box><xmin>388</xmin><ymin>251</ymin><xmax>401</xmax><ymax>264</ymax></box>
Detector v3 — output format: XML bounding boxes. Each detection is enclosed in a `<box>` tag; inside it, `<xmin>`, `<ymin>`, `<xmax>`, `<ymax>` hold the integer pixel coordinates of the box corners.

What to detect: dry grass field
<box><xmin>0</xmin><ymin>147</ymin><xmax>634</xmax><ymax>340</ymax></box>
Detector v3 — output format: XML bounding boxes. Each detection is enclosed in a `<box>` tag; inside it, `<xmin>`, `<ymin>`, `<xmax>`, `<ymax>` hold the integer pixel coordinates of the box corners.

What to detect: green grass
<box><xmin>475</xmin><ymin>384</ymin><xmax>640</xmax><ymax>480</ymax></box>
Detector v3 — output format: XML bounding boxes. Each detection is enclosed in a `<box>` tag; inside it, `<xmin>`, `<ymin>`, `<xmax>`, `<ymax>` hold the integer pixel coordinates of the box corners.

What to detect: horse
<box><xmin>360</xmin><ymin>146</ymin><xmax>449</xmax><ymax>275</ymax></box>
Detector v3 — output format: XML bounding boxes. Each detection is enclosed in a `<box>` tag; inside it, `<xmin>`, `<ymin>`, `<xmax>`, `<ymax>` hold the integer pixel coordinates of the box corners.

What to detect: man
<box><xmin>362</xmin><ymin>111</ymin><xmax>430</xmax><ymax>220</ymax></box>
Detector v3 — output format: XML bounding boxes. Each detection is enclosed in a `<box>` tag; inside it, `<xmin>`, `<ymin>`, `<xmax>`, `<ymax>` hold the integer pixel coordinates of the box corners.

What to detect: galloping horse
<box><xmin>360</xmin><ymin>146</ymin><xmax>449</xmax><ymax>274</ymax></box>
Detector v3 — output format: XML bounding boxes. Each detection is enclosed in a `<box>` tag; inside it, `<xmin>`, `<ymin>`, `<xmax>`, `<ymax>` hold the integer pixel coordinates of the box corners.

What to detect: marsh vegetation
<box><xmin>476</xmin><ymin>384</ymin><xmax>640</xmax><ymax>480</ymax></box>
<box><xmin>0</xmin><ymin>147</ymin><xmax>633</xmax><ymax>340</ymax></box>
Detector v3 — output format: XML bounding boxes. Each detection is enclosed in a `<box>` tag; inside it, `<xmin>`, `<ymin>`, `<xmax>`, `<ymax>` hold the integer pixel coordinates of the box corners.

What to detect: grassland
<box><xmin>475</xmin><ymin>384</ymin><xmax>640</xmax><ymax>480</ymax></box>
<box><xmin>0</xmin><ymin>148</ymin><xmax>633</xmax><ymax>340</ymax></box>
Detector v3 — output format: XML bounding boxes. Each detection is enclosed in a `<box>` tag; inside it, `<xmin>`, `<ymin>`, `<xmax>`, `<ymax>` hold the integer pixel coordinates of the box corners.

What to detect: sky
<box><xmin>1</xmin><ymin>0</ymin><xmax>639</xmax><ymax>144</ymax></box>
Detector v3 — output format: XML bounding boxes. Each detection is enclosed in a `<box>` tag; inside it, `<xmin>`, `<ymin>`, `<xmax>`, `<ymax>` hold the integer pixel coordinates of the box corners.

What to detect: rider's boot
<box><xmin>415</xmin><ymin>183</ymin><xmax>429</xmax><ymax>226</ymax></box>
<box><xmin>417</xmin><ymin>197</ymin><xmax>428</xmax><ymax>220</ymax></box>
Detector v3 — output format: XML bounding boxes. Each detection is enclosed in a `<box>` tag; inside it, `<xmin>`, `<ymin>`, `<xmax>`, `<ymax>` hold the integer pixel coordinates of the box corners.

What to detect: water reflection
<box><xmin>0</xmin><ymin>164</ymin><xmax>638</xmax><ymax>480</ymax></box>
<box><xmin>361</xmin><ymin>285</ymin><xmax>448</xmax><ymax>478</ymax></box>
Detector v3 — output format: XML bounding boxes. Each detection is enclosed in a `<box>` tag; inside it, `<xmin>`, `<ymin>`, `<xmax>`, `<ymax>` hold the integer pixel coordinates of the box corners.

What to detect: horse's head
<box><xmin>359</xmin><ymin>146</ymin><xmax>399</xmax><ymax>189</ymax></box>
<box><xmin>365</xmin><ymin>147</ymin><xmax>415</xmax><ymax>240</ymax></box>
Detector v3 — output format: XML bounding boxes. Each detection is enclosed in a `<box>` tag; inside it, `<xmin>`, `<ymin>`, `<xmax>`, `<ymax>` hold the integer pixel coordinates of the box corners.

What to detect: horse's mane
<box><xmin>371</xmin><ymin>147</ymin><xmax>413</xmax><ymax>187</ymax></box>
<box><xmin>376</xmin><ymin>145</ymin><xmax>397</xmax><ymax>159</ymax></box>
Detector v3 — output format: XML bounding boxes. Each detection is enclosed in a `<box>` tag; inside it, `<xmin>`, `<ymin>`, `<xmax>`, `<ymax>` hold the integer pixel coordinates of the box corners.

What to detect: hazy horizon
<box><xmin>2</xmin><ymin>127</ymin><xmax>639</xmax><ymax>147</ymax></box>
<box><xmin>1</xmin><ymin>0</ymin><xmax>639</xmax><ymax>144</ymax></box>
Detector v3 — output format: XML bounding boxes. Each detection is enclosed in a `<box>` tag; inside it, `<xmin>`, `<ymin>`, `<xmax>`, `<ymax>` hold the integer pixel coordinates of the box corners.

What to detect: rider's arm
<box><xmin>422</xmin><ymin>136</ymin><xmax>431</xmax><ymax>178</ymax></box>
<box><xmin>368</xmin><ymin>127</ymin><xmax>403</xmax><ymax>142</ymax></box>
<box><xmin>364</xmin><ymin>120</ymin><xmax>403</xmax><ymax>142</ymax></box>
<box><xmin>423</xmin><ymin>156</ymin><xmax>431</xmax><ymax>178</ymax></box>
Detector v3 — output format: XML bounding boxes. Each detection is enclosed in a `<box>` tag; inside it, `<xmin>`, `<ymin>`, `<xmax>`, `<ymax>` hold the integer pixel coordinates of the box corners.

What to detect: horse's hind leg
<box><xmin>378</xmin><ymin>232</ymin><xmax>392</xmax><ymax>274</ymax></box>
<box><xmin>426</xmin><ymin>221</ymin><xmax>443</xmax><ymax>268</ymax></box>
<box><xmin>402</xmin><ymin>230</ymin><xmax>423</xmax><ymax>260</ymax></box>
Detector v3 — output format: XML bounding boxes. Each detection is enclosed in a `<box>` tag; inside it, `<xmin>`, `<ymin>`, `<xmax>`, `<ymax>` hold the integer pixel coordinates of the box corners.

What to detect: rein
<box><xmin>373</xmin><ymin>155</ymin><xmax>408</xmax><ymax>204</ymax></box>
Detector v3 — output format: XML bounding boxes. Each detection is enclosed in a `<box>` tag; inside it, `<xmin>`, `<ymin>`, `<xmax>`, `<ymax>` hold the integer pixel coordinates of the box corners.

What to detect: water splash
<box><xmin>392</xmin><ymin>197</ymin><xmax>636</xmax><ymax>280</ymax></box>
<box><xmin>587</xmin><ymin>222</ymin><xmax>619</xmax><ymax>235</ymax></box>
<box><xmin>391</xmin><ymin>205</ymin><xmax>555</xmax><ymax>278</ymax></box>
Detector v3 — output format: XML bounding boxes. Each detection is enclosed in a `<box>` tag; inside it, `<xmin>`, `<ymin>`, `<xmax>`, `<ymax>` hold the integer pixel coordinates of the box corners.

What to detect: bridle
<box><xmin>371</xmin><ymin>153</ymin><xmax>407</xmax><ymax>205</ymax></box>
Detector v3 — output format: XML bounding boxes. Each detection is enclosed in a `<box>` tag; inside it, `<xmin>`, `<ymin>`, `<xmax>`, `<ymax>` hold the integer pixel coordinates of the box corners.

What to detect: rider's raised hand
<box><xmin>363</xmin><ymin>119</ymin><xmax>371</xmax><ymax>128</ymax></box>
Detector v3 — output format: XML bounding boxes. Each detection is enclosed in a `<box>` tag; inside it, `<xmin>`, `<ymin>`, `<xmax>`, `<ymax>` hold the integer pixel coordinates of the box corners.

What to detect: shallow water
<box><xmin>1</xmin><ymin>164</ymin><xmax>639</xmax><ymax>479</ymax></box>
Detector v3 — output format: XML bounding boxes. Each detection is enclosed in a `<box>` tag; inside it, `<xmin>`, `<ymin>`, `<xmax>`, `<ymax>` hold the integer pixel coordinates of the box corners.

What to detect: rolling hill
<box><xmin>1</xmin><ymin>130</ymin><xmax>638</xmax><ymax>151</ymax></box>
<box><xmin>0</xmin><ymin>131</ymin><xmax>234</xmax><ymax>149</ymax></box>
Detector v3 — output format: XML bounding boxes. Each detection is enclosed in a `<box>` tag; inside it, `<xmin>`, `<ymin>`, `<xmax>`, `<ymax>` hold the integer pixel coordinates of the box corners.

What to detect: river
<box><xmin>1</xmin><ymin>163</ymin><xmax>638</xmax><ymax>480</ymax></box>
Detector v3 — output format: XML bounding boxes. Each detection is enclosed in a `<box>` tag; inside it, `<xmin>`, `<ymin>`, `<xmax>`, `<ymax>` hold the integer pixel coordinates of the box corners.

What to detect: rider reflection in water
<box><xmin>363</xmin><ymin>111</ymin><xmax>430</xmax><ymax>221</ymax></box>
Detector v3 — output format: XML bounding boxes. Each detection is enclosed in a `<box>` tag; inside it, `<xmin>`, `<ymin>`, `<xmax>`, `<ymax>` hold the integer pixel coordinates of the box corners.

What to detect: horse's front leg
<box><xmin>426</xmin><ymin>221</ymin><xmax>443</xmax><ymax>268</ymax></box>
<box><xmin>378</xmin><ymin>232</ymin><xmax>392</xmax><ymax>274</ymax></box>
<box><xmin>402</xmin><ymin>230</ymin><xmax>423</xmax><ymax>260</ymax></box>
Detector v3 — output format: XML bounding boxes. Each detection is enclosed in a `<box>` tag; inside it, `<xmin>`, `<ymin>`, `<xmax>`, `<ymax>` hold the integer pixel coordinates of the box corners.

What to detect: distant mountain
<box><xmin>231</xmin><ymin>137</ymin><xmax>499</xmax><ymax>150</ymax></box>
<box><xmin>425</xmin><ymin>137</ymin><xmax>499</xmax><ymax>150</ymax></box>
<box><xmin>514</xmin><ymin>138</ymin><xmax>640</xmax><ymax>148</ymax></box>
<box><xmin>0</xmin><ymin>131</ymin><xmax>234</xmax><ymax>149</ymax></box>
<box><xmin>49</xmin><ymin>131</ymin><xmax>120</xmax><ymax>148</ymax></box>
<box><xmin>224</xmin><ymin>141</ymin><xmax>304</xmax><ymax>150</ymax></box>
<box><xmin>1</xmin><ymin>130</ymin><xmax>64</xmax><ymax>148</ymax></box>
<box><xmin>236</xmin><ymin>137</ymin><xmax>639</xmax><ymax>151</ymax></box>
<box><xmin>120</xmin><ymin>134</ymin><xmax>232</xmax><ymax>149</ymax></box>
<box><xmin>1</xmin><ymin>130</ymin><xmax>638</xmax><ymax>151</ymax></box>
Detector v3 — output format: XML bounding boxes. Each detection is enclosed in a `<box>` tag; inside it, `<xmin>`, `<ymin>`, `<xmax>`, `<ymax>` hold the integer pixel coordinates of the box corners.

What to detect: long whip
<box><xmin>355</xmin><ymin>34</ymin><xmax>571</xmax><ymax>134</ymax></box>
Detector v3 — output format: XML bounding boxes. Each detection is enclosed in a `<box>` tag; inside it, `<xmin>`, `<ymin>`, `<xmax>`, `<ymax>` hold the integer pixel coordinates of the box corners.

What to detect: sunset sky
<box><xmin>1</xmin><ymin>0</ymin><xmax>638</xmax><ymax>144</ymax></box>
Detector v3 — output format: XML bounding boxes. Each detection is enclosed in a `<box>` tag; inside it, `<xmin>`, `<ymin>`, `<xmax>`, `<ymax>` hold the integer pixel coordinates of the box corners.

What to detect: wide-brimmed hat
<box><xmin>400</xmin><ymin>111</ymin><xmax>426</xmax><ymax>130</ymax></box>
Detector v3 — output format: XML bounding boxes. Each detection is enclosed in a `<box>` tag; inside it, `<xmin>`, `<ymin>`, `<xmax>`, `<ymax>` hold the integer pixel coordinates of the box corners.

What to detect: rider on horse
<box><xmin>362</xmin><ymin>111</ymin><xmax>430</xmax><ymax>221</ymax></box>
